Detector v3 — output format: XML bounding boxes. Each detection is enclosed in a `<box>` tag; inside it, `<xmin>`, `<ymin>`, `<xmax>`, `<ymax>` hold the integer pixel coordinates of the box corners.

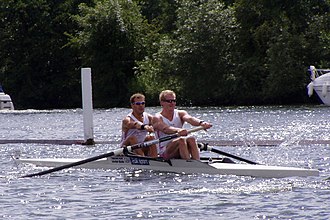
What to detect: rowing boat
<box><xmin>15</xmin><ymin>154</ymin><xmax>319</xmax><ymax>178</ymax></box>
<box><xmin>14</xmin><ymin>128</ymin><xmax>319</xmax><ymax>179</ymax></box>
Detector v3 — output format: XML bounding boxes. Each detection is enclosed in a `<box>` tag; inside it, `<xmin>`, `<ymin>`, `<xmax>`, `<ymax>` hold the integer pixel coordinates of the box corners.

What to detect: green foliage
<box><xmin>262</xmin><ymin>1</ymin><xmax>330</xmax><ymax>104</ymax></box>
<box><xmin>136</xmin><ymin>35</ymin><xmax>182</xmax><ymax>103</ymax></box>
<box><xmin>137</xmin><ymin>0</ymin><xmax>239</xmax><ymax>105</ymax></box>
<box><xmin>71</xmin><ymin>0</ymin><xmax>160</xmax><ymax>107</ymax></box>
<box><xmin>0</xmin><ymin>0</ymin><xmax>91</xmax><ymax>109</ymax></box>
<box><xmin>264</xmin><ymin>29</ymin><xmax>308</xmax><ymax>103</ymax></box>
<box><xmin>304</xmin><ymin>9</ymin><xmax>330</xmax><ymax>68</ymax></box>
<box><xmin>233</xmin><ymin>0</ymin><xmax>330</xmax><ymax>105</ymax></box>
<box><xmin>174</xmin><ymin>0</ymin><xmax>239</xmax><ymax>105</ymax></box>
<box><xmin>137</xmin><ymin>0</ymin><xmax>178</xmax><ymax>34</ymax></box>
<box><xmin>0</xmin><ymin>0</ymin><xmax>329</xmax><ymax>108</ymax></box>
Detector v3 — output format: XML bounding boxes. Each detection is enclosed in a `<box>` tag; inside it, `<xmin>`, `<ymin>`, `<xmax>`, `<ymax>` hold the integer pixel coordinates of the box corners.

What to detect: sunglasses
<box><xmin>162</xmin><ymin>99</ymin><xmax>176</xmax><ymax>103</ymax></box>
<box><xmin>132</xmin><ymin>101</ymin><xmax>145</xmax><ymax>105</ymax></box>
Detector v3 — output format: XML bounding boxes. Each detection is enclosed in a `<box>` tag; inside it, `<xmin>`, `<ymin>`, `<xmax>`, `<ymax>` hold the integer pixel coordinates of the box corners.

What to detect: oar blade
<box><xmin>21</xmin><ymin>151</ymin><xmax>117</xmax><ymax>178</ymax></box>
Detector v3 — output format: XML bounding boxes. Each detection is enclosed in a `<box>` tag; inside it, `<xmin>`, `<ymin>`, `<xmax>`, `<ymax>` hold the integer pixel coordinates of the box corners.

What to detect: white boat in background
<box><xmin>0</xmin><ymin>85</ymin><xmax>14</xmax><ymax>110</ymax></box>
<box><xmin>15</xmin><ymin>154</ymin><xmax>319</xmax><ymax>178</ymax></box>
<box><xmin>307</xmin><ymin>65</ymin><xmax>330</xmax><ymax>105</ymax></box>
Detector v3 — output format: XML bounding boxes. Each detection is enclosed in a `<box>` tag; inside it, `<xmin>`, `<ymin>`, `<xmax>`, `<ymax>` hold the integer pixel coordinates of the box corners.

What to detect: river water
<box><xmin>0</xmin><ymin>105</ymin><xmax>329</xmax><ymax>219</ymax></box>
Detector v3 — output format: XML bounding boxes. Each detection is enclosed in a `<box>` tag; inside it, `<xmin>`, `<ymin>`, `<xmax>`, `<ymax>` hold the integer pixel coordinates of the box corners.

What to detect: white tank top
<box><xmin>155</xmin><ymin>109</ymin><xmax>183</xmax><ymax>154</ymax></box>
<box><xmin>120</xmin><ymin>112</ymin><xmax>150</xmax><ymax>146</ymax></box>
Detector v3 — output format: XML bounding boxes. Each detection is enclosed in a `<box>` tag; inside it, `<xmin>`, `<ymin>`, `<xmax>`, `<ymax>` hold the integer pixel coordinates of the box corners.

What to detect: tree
<box><xmin>137</xmin><ymin>0</ymin><xmax>178</xmax><ymax>34</ymax></box>
<box><xmin>0</xmin><ymin>0</ymin><xmax>91</xmax><ymax>109</ymax></box>
<box><xmin>137</xmin><ymin>0</ymin><xmax>239</xmax><ymax>105</ymax></box>
<box><xmin>233</xmin><ymin>0</ymin><xmax>330</xmax><ymax>104</ymax></box>
<box><xmin>72</xmin><ymin>0</ymin><xmax>160</xmax><ymax>107</ymax></box>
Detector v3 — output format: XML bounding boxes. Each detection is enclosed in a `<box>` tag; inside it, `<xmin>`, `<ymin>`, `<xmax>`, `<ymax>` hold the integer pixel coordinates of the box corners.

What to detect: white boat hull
<box><xmin>307</xmin><ymin>66</ymin><xmax>330</xmax><ymax>105</ymax></box>
<box><xmin>15</xmin><ymin>155</ymin><xmax>319</xmax><ymax>178</ymax></box>
<box><xmin>0</xmin><ymin>92</ymin><xmax>14</xmax><ymax>110</ymax></box>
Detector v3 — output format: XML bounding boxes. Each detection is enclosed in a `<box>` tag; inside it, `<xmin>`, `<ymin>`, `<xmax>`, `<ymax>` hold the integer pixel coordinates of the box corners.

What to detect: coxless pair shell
<box><xmin>15</xmin><ymin>154</ymin><xmax>319</xmax><ymax>178</ymax></box>
<box><xmin>15</xmin><ymin>126</ymin><xmax>319</xmax><ymax>178</ymax></box>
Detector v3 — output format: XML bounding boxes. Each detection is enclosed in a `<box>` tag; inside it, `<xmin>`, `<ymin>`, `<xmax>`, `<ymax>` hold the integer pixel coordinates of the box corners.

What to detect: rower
<box><xmin>120</xmin><ymin>93</ymin><xmax>158</xmax><ymax>158</ymax></box>
<box><xmin>152</xmin><ymin>90</ymin><xmax>212</xmax><ymax>160</ymax></box>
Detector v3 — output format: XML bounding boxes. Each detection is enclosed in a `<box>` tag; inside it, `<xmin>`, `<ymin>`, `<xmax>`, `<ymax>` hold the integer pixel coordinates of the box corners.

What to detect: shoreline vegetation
<box><xmin>0</xmin><ymin>0</ymin><xmax>329</xmax><ymax>109</ymax></box>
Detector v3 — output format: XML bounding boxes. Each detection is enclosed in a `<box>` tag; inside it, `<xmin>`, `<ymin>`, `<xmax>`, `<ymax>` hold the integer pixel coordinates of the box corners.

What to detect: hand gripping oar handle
<box><xmin>127</xmin><ymin>125</ymin><xmax>205</xmax><ymax>152</ymax></box>
<box><xmin>21</xmin><ymin>126</ymin><xmax>205</xmax><ymax>178</ymax></box>
<box><xmin>198</xmin><ymin>143</ymin><xmax>258</xmax><ymax>165</ymax></box>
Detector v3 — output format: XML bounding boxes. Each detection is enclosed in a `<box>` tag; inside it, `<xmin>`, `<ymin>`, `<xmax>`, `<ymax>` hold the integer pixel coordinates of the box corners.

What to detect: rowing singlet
<box><xmin>156</xmin><ymin>109</ymin><xmax>183</xmax><ymax>155</ymax></box>
<box><xmin>120</xmin><ymin>112</ymin><xmax>150</xmax><ymax>146</ymax></box>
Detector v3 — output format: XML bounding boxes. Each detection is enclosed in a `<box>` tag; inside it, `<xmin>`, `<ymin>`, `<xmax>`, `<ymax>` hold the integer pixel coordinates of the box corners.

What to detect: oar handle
<box><xmin>128</xmin><ymin>126</ymin><xmax>205</xmax><ymax>152</ymax></box>
<box><xmin>187</xmin><ymin>126</ymin><xmax>205</xmax><ymax>134</ymax></box>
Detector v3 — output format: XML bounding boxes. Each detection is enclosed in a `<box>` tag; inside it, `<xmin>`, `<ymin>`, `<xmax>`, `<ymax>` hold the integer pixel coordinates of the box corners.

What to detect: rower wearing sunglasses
<box><xmin>120</xmin><ymin>93</ymin><xmax>158</xmax><ymax>157</ymax></box>
<box><xmin>152</xmin><ymin>90</ymin><xmax>212</xmax><ymax>160</ymax></box>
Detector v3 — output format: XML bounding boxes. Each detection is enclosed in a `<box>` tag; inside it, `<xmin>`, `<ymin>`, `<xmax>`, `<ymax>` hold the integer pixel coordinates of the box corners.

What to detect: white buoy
<box><xmin>81</xmin><ymin>68</ymin><xmax>94</xmax><ymax>145</ymax></box>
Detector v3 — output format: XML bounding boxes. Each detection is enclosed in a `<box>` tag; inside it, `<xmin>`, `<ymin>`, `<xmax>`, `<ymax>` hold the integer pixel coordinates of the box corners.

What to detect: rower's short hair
<box><xmin>159</xmin><ymin>90</ymin><xmax>176</xmax><ymax>102</ymax></box>
<box><xmin>130</xmin><ymin>93</ymin><xmax>145</xmax><ymax>103</ymax></box>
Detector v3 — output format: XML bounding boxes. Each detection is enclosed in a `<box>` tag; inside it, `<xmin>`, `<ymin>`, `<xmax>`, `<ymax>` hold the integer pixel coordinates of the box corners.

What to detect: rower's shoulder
<box><xmin>122</xmin><ymin>115</ymin><xmax>132</xmax><ymax>124</ymax></box>
<box><xmin>145</xmin><ymin>112</ymin><xmax>155</xmax><ymax>122</ymax></box>
<box><xmin>177</xmin><ymin>109</ymin><xmax>189</xmax><ymax>116</ymax></box>
<box><xmin>144</xmin><ymin>112</ymin><xmax>154</xmax><ymax>117</ymax></box>
<box><xmin>152</xmin><ymin>115</ymin><xmax>162</xmax><ymax>122</ymax></box>
<box><xmin>152</xmin><ymin>112</ymin><xmax>162</xmax><ymax>118</ymax></box>
<box><xmin>177</xmin><ymin>109</ymin><xmax>187</xmax><ymax>113</ymax></box>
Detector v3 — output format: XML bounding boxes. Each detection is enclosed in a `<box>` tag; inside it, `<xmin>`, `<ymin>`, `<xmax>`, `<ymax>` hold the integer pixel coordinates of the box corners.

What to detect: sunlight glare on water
<box><xmin>0</xmin><ymin>106</ymin><xmax>330</xmax><ymax>219</ymax></box>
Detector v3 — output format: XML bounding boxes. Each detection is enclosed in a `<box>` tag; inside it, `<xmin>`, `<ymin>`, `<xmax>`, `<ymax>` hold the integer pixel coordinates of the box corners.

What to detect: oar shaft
<box><xmin>21</xmin><ymin>150</ymin><xmax>122</xmax><ymax>178</ymax></box>
<box><xmin>212</xmin><ymin>148</ymin><xmax>257</xmax><ymax>165</ymax></box>
<box><xmin>198</xmin><ymin>143</ymin><xmax>258</xmax><ymax>165</ymax></box>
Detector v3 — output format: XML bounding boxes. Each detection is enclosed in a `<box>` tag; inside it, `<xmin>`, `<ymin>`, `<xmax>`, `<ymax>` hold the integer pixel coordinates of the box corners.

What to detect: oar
<box><xmin>21</xmin><ymin>126</ymin><xmax>205</xmax><ymax>178</ymax></box>
<box><xmin>198</xmin><ymin>143</ymin><xmax>258</xmax><ymax>165</ymax></box>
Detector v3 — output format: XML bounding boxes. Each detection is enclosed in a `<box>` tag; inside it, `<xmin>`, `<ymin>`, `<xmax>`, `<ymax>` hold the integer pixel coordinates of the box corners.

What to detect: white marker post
<box><xmin>81</xmin><ymin>68</ymin><xmax>94</xmax><ymax>145</ymax></box>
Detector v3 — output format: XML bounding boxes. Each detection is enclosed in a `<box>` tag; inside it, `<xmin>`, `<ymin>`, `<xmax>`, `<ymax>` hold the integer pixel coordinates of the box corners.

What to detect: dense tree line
<box><xmin>0</xmin><ymin>0</ymin><xmax>329</xmax><ymax>109</ymax></box>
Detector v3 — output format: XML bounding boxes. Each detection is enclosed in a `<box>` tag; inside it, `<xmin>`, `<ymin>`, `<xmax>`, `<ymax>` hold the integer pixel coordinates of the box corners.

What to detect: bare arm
<box><xmin>122</xmin><ymin>116</ymin><xmax>140</xmax><ymax>133</ymax></box>
<box><xmin>180</xmin><ymin>110</ymin><xmax>212</xmax><ymax>129</ymax></box>
<box><xmin>122</xmin><ymin>114</ymin><xmax>155</xmax><ymax>133</ymax></box>
<box><xmin>144</xmin><ymin>114</ymin><xmax>154</xmax><ymax>133</ymax></box>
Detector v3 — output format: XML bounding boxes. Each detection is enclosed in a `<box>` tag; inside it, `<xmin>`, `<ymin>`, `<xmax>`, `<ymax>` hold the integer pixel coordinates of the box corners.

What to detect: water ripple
<box><xmin>1</xmin><ymin>106</ymin><xmax>330</xmax><ymax>219</ymax></box>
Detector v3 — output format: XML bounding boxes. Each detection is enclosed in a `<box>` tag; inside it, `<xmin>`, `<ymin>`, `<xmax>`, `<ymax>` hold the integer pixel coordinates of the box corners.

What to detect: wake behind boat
<box><xmin>15</xmin><ymin>154</ymin><xmax>319</xmax><ymax>178</ymax></box>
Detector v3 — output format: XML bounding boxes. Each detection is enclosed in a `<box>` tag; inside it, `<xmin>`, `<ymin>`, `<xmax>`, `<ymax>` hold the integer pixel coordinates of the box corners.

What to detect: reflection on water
<box><xmin>0</xmin><ymin>106</ymin><xmax>330</xmax><ymax>219</ymax></box>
